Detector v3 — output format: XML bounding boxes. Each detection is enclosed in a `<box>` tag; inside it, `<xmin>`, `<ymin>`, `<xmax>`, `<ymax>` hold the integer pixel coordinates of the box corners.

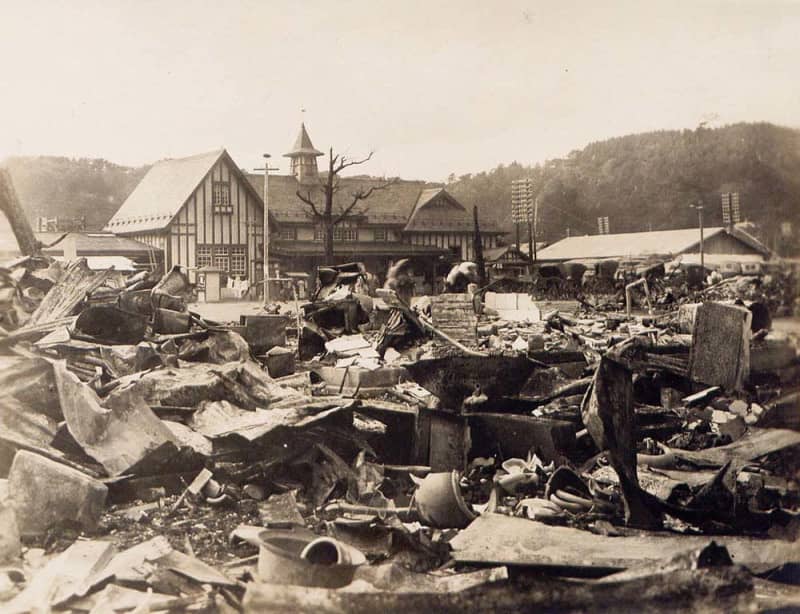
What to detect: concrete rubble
<box><xmin>0</xmin><ymin>254</ymin><xmax>798</xmax><ymax>612</ymax></box>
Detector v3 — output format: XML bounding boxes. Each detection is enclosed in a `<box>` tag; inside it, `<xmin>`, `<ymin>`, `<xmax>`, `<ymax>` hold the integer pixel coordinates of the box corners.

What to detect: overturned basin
<box><xmin>256</xmin><ymin>532</ymin><xmax>365</xmax><ymax>588</ymax></box>
<box><xmin>413</xmin><ymin>470</ymin><xmax>477</xmax><ymax>529</ymax></box>
<box><xmin>403</xmin><ymin>355</ymin><xmax>542</xmax><ymax>410</ymax></box>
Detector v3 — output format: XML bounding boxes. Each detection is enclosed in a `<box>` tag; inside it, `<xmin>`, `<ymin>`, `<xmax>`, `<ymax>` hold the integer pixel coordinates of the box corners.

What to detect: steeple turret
<box><xmin>283</xmin><ymin>123</ymin><xmax>323</xmax><ymax>184</ymax></box>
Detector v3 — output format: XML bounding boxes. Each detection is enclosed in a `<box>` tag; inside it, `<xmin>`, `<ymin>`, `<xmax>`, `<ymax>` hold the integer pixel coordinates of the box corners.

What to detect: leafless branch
<box><xmin>334</xmin><ymin>151</ymin><xmax>374</xmax><ymax>174</ymax></box>
<box><xmin>333</xmin><ymin>178</ymin><xmax>396</xmax><ymax>225</ymax></box>
<box><xmin>296</xmin><ymin>190</ymin><xmax>321</xmax><ymax>218</ymax></box>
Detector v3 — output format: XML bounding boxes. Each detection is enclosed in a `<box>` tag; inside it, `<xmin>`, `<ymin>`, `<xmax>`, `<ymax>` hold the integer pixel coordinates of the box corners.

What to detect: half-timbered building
<box><xmin>246</xmin><ymin>123</ymin><xmax>503</xmax><ymax>284</ymax></box>
<box><xmin>105</xmin><ymin>149</ymin><xmax>276</xmax><ymax>285</ymax></box>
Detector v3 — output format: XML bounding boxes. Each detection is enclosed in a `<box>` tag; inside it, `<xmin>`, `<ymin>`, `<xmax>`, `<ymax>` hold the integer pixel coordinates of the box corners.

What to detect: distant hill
<box><xmin>3</xmin><ymin>156</ymin><xmax>149</xmax><ymax>231</ymax></box>
<box><xmin>4</xmin><ymin>123</ymin><xmax>800</xmax><ymax>255</ymax></box>
<box><xmin>447</xmin><ymin>122</ymin><xmax>800</xmax><ymax>255</ymax></box>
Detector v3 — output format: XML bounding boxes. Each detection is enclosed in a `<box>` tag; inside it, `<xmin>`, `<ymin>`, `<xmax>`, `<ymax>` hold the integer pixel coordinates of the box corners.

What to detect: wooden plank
<box><xmin>688</xmin><ymin>302</ymin><xmax>751</xmax><ymax>391</ymax></box>
<box><xmin>450</xmin><ymin>513</ymin><xmax>798</xmax><ymax>574</ymax></box>
<box><xmin>427</xmin><ymin>411</ymin><xmax>468</xmax><ymax>472</ymax></box>
<box><xmin>670</xmin><ymin>427</ymin><xmax>800</xmax><ymax>467</ymax></box>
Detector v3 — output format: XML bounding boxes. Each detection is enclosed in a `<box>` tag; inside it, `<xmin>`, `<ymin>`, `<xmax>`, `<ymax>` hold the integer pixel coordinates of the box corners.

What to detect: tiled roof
<box><xmin>404</xmin><ymin>187</ymin><xmax>501</xmax><ymax>233</ymax></box>
<box><xmin>536</xmin><ymin>227</ymin><xmax>769</xmax><ymax>261</ymax></box>
<box><xmin>246</xmin><ymin>174</ymin><xmax>434</xmax><ymax>225</ymax></box>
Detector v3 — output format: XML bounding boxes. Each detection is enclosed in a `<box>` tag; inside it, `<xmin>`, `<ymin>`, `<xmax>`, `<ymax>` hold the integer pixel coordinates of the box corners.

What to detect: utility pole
<box><xmin>512</xmin><ymin>178</ymin><xmax>534</xmax><ymax>262</ymax></box>
<box><xmin>531</xmin><ymin>196</ymin><xmax>539</xmax><ymax>263</ymax></box>
<box><xmin>527</xmin><ymin>219</ymin><xmax>533</xmax><ymax>264</ymax></box>
<box><xmin>255</xmin><ymin>154</ymin><xmax>279</xmax><ymax>306</ymax></box>
<box><xmin>691</xmin><ymin>202</ymin><xmax>705</xmax><ymax>276</ymax></box>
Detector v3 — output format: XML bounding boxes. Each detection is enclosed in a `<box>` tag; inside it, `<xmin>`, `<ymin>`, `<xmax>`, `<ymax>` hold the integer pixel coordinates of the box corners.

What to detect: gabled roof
<box><xmin>284</xmin><ymin>123</ymin><xmax>323</xmax><ymax>158</ymax></box>
<box><xmin>727</xmin><ymin>225</ymin><xmax>772</xmax><ymax>257</ymax></box>
<box><xmin>536</xmin><ymin>226</ymin><xmax>770</xmax><ymax>262</ymax></box>
<box><xmin>105</xmin><ymin>149</ymin><xmax>268</xmax><ymax>234</ymax></box>
<box><xmin>404</xmin><ymin>187</ymin><xmax>500</xmax><ymax>233</ymax></box>
<box><xmin>484</xmin><ymin>244</ymin><xmax>527</xmax><ymax>262</ymax></box>
<box><xmin>247</xmin><ymin>174</ymin><xmax>434</xmax><ymax>225</ymax></box>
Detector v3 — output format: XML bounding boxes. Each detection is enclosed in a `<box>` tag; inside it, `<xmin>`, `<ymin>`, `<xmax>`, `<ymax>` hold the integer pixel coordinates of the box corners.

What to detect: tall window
<box><xmin>213</xmin><ymin>182</ymin><xmax>232</xmax><ymax>214</ymax></box>
<box><xmin>197</xmin><ymin>245</ymin><xmax>212</xmax><ymax>268</ymax></box>
<box><xmin>212</xmin><ymin>245</ymin><xmax>229</xmax><ymax>270</ymax></box>
<box><xmin>230</xmin><ymin>246</ymin><xmax>247</xmax><ymax>276</ymax></box>
<box><xmin>197</xmin><ymin>244</ymin><xmax>247</xmax><ymax>278</ymax></box>
<box><xmin>373</xmin><ymin>227</ymin><xmax>388</xmax><ymax>241</ymax></box>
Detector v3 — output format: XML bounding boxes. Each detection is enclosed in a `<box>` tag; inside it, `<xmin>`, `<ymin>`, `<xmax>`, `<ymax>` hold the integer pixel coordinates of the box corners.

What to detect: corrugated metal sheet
<box><xmin>54</xmin><ymin>255</ymin><xmax>138</xmax><ymax>270</ymax></box>
<box><xmin>37</xmin><ymin>232</ymin><xmax>158</xmax><ymax>255</ymax></box>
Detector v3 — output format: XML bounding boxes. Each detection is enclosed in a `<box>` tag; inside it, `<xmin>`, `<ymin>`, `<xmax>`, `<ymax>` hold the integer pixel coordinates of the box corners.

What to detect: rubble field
<box><xmin>0</xmin><ymin>256</ymin><xmax>798</xmax><ymax>613</ymax></box>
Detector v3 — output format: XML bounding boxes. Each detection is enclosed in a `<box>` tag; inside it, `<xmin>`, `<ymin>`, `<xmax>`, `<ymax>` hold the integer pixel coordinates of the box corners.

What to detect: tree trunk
<box><xmin>0</xmin><ymin>169</ymin><xmax>38</xmax><ymax>256</ymax></box>
<box><xmin>324</xmin><ymin>217</ymin><xmax>334</xmax><ymax>263</ymax></box>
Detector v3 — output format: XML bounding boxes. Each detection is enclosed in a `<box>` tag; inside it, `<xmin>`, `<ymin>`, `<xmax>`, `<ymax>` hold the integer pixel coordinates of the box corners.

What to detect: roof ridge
<box><xmin>153</xmin><ymin>148</ymin><xmax>225</xmax><ymax>166</ymax></box>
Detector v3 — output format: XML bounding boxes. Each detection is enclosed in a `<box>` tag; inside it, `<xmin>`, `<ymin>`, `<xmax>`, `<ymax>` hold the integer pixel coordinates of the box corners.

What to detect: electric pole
<box><xmin>690</xmin><ymin>202</ymin><xmax>705</xmax><ymax>276</ymax></box>
<box><xmin>255</xmin><ymin>154</ymin><xmax>279</xmax><ymax>306</ymax></box>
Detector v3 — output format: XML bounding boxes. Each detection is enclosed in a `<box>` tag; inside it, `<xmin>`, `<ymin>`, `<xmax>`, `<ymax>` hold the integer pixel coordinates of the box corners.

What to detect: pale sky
<box><xmin>0</xmin><ymin>0</ymin><xmax>798</xmax><ymax>181</ymax></box>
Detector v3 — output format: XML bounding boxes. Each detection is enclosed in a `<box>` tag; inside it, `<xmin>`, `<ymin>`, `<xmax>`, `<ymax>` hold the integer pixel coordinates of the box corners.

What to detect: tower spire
<box><xmin>284</xmin><ymin>122</ymin><xmax>323</xmax><ymax>184</ymax></box>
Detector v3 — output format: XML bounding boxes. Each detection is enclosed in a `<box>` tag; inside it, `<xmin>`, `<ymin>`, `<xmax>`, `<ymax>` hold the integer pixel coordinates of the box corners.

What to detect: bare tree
<box><xmin>0</xmin><ymin>169</ymin><xmax>39</xmax><ymax>256</ymax></box>
<box><xmin>296</xmin><ymin>148</ymin><xmax>396</xmax><ymax>262</ymax></box>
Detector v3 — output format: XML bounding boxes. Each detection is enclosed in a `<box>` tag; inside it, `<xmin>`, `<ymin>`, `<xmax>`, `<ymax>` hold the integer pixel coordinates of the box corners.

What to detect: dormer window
<box><xmin>213</xmin><ymin>181</ymin><xmax>232</xmax><ymax>214</ymax></box>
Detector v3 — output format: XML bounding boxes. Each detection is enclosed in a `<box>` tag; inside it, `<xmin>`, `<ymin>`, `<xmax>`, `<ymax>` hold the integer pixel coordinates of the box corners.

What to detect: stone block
<box><xmin>8</xmin><ymin>451</ymin><xmax>107</xmax><ymax>537</ymax></box>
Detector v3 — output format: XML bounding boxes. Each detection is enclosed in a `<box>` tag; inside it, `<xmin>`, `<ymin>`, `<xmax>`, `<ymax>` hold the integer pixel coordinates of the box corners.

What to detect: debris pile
<box><xmin>0</xmin><ymin>256</ymin><xmax>798</xmax><ymax>612</ymax></box>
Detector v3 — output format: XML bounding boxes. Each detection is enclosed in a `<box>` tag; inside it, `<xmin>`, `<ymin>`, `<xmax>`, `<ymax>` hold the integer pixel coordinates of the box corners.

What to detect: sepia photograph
<box><xmin>0</xmin><ymin>1</ymin><xmax>798</xmax><ymax>611</ymax></box>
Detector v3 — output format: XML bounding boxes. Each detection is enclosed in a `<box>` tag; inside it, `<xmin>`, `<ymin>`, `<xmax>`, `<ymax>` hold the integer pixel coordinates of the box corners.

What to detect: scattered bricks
<box><xmin>8</xmin><ymin>450</ymin><xmax>107</xmax><ymax>537</ymax></box>
<box><xmin>711</xmin><ymin>410</ymin><xmax>746</xmax><ymax>441</ymax></box>
<box><xmin>527</xmin><ymin>334</ymin><xmax>545</xmax><ymax>352</ymax></box>
<box><xmin>728</xmin><ymin>400</ymin><xmax>749</xmax><ymax>416</ymax></box>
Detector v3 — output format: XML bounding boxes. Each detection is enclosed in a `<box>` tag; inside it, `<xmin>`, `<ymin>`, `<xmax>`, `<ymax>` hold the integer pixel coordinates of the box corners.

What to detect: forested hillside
<box><xmin>4</xmin><ymin>123</ymin><xmax>800</xmax><ymax>255</ymax></box>
<box><xmin>447</xmin><ymin>123</ymin><xmax>800</xmax><ymax>254</ymax></box>
<box><xmin>4</xmin><ymin>156</ymin><xmax>148</xmax><ymax>231</ymax></box>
